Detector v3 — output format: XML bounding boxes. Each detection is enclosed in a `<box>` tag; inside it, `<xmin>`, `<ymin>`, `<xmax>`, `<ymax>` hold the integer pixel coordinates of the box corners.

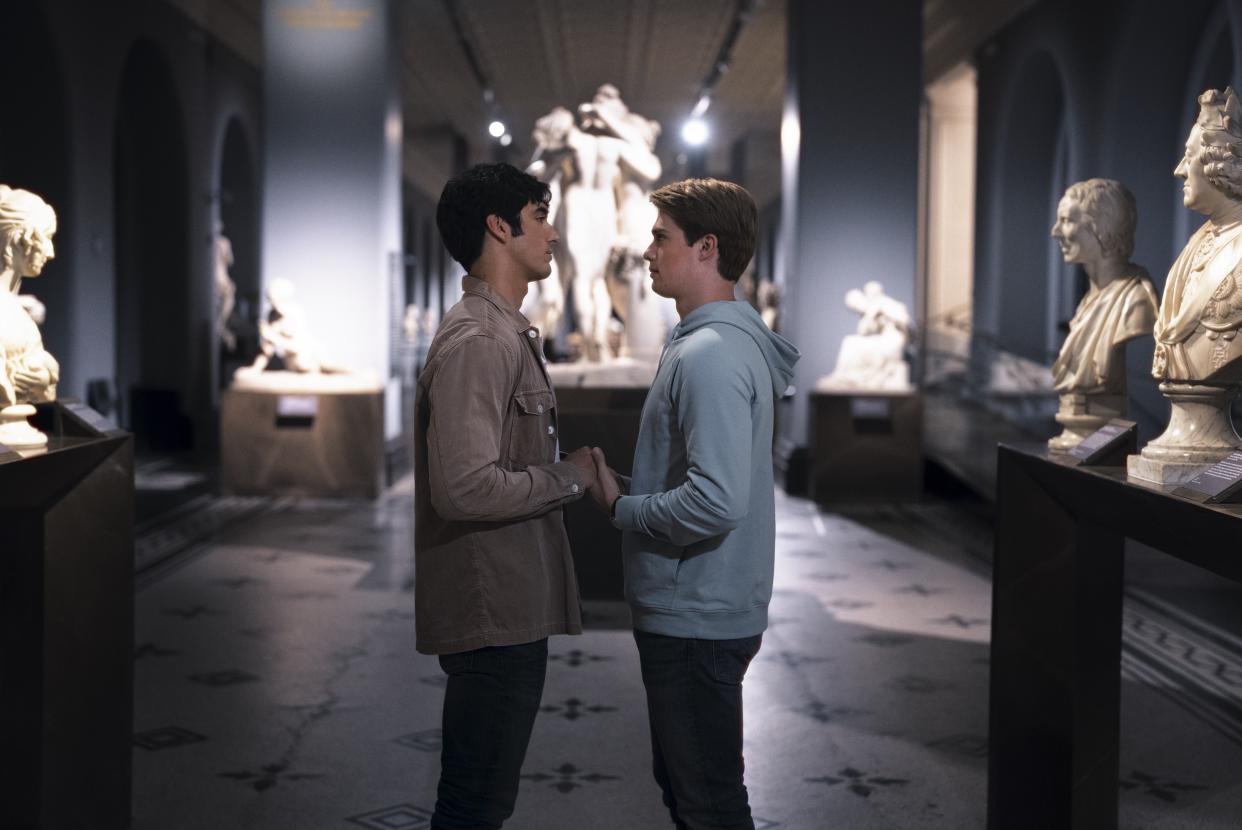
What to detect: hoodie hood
<box><xmin>671</xmin><ymin>300</ymin><xmax>800</xmax><ymax>399</ymax></box>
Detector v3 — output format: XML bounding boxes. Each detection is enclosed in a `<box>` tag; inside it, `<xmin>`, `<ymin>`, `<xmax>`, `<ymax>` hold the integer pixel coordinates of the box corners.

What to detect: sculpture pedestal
<box><xmin>991</xmin><ymin>444</ymin><xmax>1242</xmax><ymax>829</ymax></box>
<box><xmin>1049</xmin><ymin>392</ymin><xmax>1124</xmax><ymax>452</ymax></box>
<box><xmin>809</xmin><ymin>390</ymin><xmax>923</xmax><ymax>504</ymax></box>
<box><xmin>221</xmin><ymin>383</ymin><xmax>384</xmax><ymax>499</ymax></box>
<box><xmin>1127</xmin><ymin>382</ymin><xmax>1242</xmax><ymax>485</ymax></box>
<box><xmin>0</xmin><ymin>401</ymin><xmax>134</xmax><ymax>830</ymax></box>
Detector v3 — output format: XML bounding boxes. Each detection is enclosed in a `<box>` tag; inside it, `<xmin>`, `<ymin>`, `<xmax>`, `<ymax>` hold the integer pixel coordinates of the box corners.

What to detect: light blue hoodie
<box><xmin>612</xmin><ymin>300</ymin><xmax>800</xmax><ymax>639</ymax></box>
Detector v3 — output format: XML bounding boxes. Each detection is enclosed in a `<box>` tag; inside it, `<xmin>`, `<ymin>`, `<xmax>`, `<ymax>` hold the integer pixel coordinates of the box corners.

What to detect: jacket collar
<box><xmin>461</xmin><ymin>274</ymin><xmax>534</xmax><ymax>334</ymax></box>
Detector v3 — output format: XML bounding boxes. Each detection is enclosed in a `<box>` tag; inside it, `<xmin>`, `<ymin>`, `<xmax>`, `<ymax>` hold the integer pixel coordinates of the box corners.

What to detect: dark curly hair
<box><xmin>436</xmin><ymin>163</ymin><xmax>551</xmax><ymax>271</ymax></box>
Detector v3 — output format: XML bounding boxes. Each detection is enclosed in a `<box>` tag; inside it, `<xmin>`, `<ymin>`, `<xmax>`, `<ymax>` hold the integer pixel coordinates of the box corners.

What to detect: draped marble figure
<box><xmin>1131</xmin><ymin>87</ymin><xmax>1242</xmax><ymax>483</ymax></box>
<box><xmin>0</xmin><ymin>186</ymin><xmax>59</xmax><ymax>448</ymax></box>
<box><xmin>1047</xmin><ymin>178</ymin><xmax>1157</xmax><ymax>450</ymax></box>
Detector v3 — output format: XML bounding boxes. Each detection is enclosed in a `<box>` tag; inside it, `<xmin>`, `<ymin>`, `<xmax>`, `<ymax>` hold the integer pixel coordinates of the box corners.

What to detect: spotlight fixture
<box><xmin>488</xmin><ymin>120</ymin><xmax>507</xmax><ymax>139</ymax></box>
<box><xmin>681</xmin><ymin>118</ymin><xmax>710</xmax><ymax>147</ymax></box>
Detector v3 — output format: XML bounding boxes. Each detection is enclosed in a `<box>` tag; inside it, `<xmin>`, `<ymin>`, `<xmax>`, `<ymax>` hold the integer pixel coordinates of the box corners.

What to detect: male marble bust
<box><xmin>1047</xmin><ymin>178</ymin><xmax>1157</xmax><ymax>450</ymax></box>
<box><xmin>0</xmin><ymin>186</ymin><xmax>58</xmax><ymax>448</ymax></box>
<box><xmin>1131</xmin><ymin>87</ymin><xmax>1242</xmax><ymax>483</ymax></box>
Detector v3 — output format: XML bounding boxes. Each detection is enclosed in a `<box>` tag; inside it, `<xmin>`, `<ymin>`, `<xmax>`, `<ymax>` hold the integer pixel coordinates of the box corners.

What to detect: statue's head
<box><xmin>0</xmin><ymin>186</ymin><xmax>56</xmax><ymax>278</ymax></box>
<box><xmin>1177</xmin><ymin>87</ymin><xmax>1242</xmax><ymax>212</ymax></box>
<box><xmin>1053</xmin><ymin>178</ymin><xmax>1136</xmax><ymax>264</ymax></box>
<box><xmin>266</xmin><ymin>277</ymin><xmax>296</xmax><ymax>313</ymax></box>
<box><xmin>532</xmin><ymin>106</ymin><xmax>574</xmax><ymax>148</ymax></box>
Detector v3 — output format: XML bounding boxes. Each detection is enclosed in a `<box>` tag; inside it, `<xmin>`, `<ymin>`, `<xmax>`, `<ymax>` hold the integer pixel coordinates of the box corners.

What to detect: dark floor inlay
<box><xmin>212</xmin><ymin>576</ymin><xmax>264</xmax><ymax>589</ymax></box>
<box><xmin>805</xmin><ymin>767</ymin><xmax>909</xmax><ymax>797</ymax></box>
<box><xmin>549</xmin><ymin>649</ymin><xmax>614</xmax><ymax>668</ymax></box>
<box><xmin>888</xmin><ymin>675</ymin><xmax>955</xmax><ymax>694</ymax></box>
<box><xmin>926</xmin><ymin>734</ymin><xmax>989</xmax><ymax>759</ymax></box>
<box><xmin>315</xmin><ymin>564</ymin><xmax>363</xmax><ymax>575</ymax></box>
<box><xmin>521</xmin><ymin>762</ymin><xmax>620</xmax><ymax>793</ymax></box>
<box><xmin>871</xmin><ymin>559</ymin><xmax>914</xmax><ymax>571</ymax></box>
<box><xmin>188</xmin><ymin>669</ymin><xmax>261</xmax><ymax>686</ymax></box>
<box><xmin>393</xmin><ymin>729</ymin><xmax>442</xmax><ymax>752</ymax></box>
<box><xmin>346</xmin><ymin>804</ymin><xmax>433</xmax><ymax>829</ymax></box>
<box><xmin>767</xmin><ymin>616</ymin><xmax>802</xmax><ymax>627</ymax></box>
<box><xmin>280</xmin><ymin>589</ymin><xmax>336</xmax><ymax>600</ymax></box>
<box><xmin>218</xmin><ymin>762</ymin><xmax>324</xmax><ymax>792</ymax></box>
<box><xmin>753</xmin><ymin>819</ymin><xmax>781</xmax><ymax>829</ymax></box>
<box><xmin>132</xmin><ymin>726</ymin><xmax>207</xmax><ymax>751</ymax></box>
<box><xmin>419</xmin><ymin>674</ymin><xmax>448</xmax><ymax>688</ymax></box>
<box><xmin>163</xmin><ymin>604</ymin><xmax>220</xmax><ymax>619</ymax></box>
<box><xmin>1118</xmin><ymin>770</ymin><xmax>1209</xmax><ymax>803</ymax></box>
<box><xmin>765</xmin><ymin>650</ymin><xmax>833</xmax><ymax>669</ymax></box>
<box><xmin>929</xmin><ymin>614</ymin><xmax>988</xmax><ymax>628</ymax></box>
<box><xmin>795</xmin><ymin>701</ymin><xmax>871</xmax><ymax>724</ymax></box>
<box><xmin>367</xmin><ymin>609</ymin><xmax>417</xmax><ymax>623</ymax></box>
<box><xmin>789</xmin><ymin>549</ymin><xmax>826</xmax><ymax>559</ymax></box>
<box><xmin>855</xmin><ymin>632</ymin><xmax>914</xmax><ymax>647</ymax></box>
<box><xmin>539</xmin><ymin>697</ymin><xmax>619</xmax><ymax>721</ymax></box>
<box><xmin>893</xmin><ymin>583</ymin><xmax>946</xmax><ymax>596</ymax></box>
<box><xmin>133</xmin><ymin>642</ymin><xmax>181</xmax><ymax>660</ymax></box>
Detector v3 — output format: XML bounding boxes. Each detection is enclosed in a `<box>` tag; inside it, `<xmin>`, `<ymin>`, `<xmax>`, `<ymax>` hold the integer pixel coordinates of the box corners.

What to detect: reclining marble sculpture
<box><xmin>0</xmin><ymin>186</ymin><xmax>59</xmax><ymax>449</ymax></box>
<box><xmin>1047</xmin><ymin>178</ymin><xmax>1158</xmax><ymax>450</ymax></box>
<box><xmin>1130</xmin><ymin>87</ymin><xmax>1242</xmax><ymax>484</ymax></box>
<box><xmin>817</xmin><ymin>281</ymin><xmax>913</xmax><ymax>391</ymax></box>
<box><xmin>234</xmin><ymin>278</ymin><xmax>324</xmax><ymax>379</ymax></box>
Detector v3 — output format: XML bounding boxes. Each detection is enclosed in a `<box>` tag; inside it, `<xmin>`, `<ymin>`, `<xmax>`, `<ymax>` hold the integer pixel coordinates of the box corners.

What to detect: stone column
<box><xmin>262</xmin><ymin>0</ymin><xmax>402</xmax><ymax>397</ymax></box>
<box><xmin>778</xmin><ymin>1</ymin><xmax>923</xmax><ymax>455</ymax></box>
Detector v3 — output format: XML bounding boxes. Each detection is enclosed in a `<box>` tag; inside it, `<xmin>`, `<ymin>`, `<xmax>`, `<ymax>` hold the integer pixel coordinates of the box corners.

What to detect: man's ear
<box><xmin>697</xmin><ymin>233</ymin><xmax>718</xmax><ymax>261</ymax></box>
<box><xmin>485</xmin><ymin>214</ymin><xmax>510</xmax><ymax>243</ymax></box>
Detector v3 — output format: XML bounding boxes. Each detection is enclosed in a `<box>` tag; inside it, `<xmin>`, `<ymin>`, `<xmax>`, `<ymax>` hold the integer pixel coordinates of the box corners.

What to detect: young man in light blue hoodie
<box><xmin>589</xmin><ymin>178</ymin><xmax>799</xmax><ymax>830</ymax></box>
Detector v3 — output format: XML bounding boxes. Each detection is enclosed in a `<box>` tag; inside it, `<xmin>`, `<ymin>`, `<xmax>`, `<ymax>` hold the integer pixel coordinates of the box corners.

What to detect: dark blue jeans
<box><xmin>431</xmin><ymin>638</ymin><xmax>548</xmax><ymax>830</ymax></box>
<box><xmin>634</xmin><ymin>629</ymin><xmax>763</xmax><ymax>830</ymax></box>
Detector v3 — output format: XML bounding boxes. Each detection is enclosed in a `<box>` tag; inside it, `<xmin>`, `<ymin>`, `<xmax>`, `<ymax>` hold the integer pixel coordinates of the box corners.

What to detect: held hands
<box><xmin>563</xmin><ymin>445</ymin><xmax>598</xmax><ymax>490</ymax></box>
<box><xmin>588</xmin><ymin>447</ymin><xmax>622</xmax><ymax>516</ymax></box>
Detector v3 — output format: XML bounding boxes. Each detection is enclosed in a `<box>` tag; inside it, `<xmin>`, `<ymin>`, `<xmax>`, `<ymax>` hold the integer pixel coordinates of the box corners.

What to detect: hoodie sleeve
<box><xmin>613</xmin><ymin>334</ymin><xmax>753</xmax><ymax>545</ymax></box>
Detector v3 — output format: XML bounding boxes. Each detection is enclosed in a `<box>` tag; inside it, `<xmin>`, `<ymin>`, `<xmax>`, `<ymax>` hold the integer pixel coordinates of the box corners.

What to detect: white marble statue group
<box><xmin>522</xmin><ymin>84</ymin><xmax>674</xmax><ymax>364</ymax></box>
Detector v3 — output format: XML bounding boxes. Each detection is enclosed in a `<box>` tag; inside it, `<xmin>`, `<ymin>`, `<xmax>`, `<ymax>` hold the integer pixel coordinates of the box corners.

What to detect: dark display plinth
<box><xmin>990</xmin><ymin>444</ymin><xmax>1242</xmax><ymax>829</ymax></box>
<box><xmin>221</xmin><ymin>386</ymin><xmax>384</xmax><ymax>499</ymax></box>
<box><xmin>553</xmin><ymin>385</ymin><xmax>647</xmax><ymax>601</ymax></box>
<box><xmin>0</xmin><ymin>402</ymin><xmax>134</xmax><ymax>830</ymax></box>
<box><xmin>809</xmin><ymin>390</ymin><xmax>923</xmax><ymax>503</ymax></box>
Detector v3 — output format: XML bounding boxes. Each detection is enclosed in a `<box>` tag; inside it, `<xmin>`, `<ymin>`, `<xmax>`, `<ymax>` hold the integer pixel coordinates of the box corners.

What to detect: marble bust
<box><xmin>1131</xmin><ymin>87</ymin><xmax>1242</xmax><ymax>484</ymax></box>
<box><xmin>816</xmin><ymin>281</ymin><xmax>913</xmax><ymax>392</ymax></box>
<box><xmin>1047</xmin><ymin>178</ymin><xmax>1158</xmax><ymax>450</ymax></box>
<box><xmin>0</xmin><ymin>186</ymin><xmax>59</xmax><ymax>449</ymax></box>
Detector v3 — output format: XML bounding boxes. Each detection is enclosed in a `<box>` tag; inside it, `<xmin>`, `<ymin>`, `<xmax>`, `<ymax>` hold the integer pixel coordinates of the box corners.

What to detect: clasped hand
<box><xmin>563</xmin><ymin>446</ymin><xmax>622</xmax><ymax>514</ymax></box>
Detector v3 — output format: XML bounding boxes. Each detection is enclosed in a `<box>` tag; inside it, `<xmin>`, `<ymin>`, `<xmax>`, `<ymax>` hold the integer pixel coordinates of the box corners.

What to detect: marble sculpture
<box><xmin>817</xmin><ymin>281</ymin><xmax>913</xmax><ymax>392</ymax></box>
<box><xmin>1047</xmin><ymin>178</ymin><xmax>1158</xmax><ymax>450</ymax></box>
<box><xmin>0</xmin><ymin>185</ymin><xmax>59</xmax><ymax>449</ymax></box>
<box><xmin>1131</xmin><ymin>87</ymin><xmax>1242</xmax><ymax>484</ymax></box>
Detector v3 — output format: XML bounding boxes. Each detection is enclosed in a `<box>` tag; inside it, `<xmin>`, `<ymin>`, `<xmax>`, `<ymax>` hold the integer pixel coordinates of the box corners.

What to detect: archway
<box><xmin>995</xmin><ymin>50</ymin><xmax>1068</xmax><ymax>364</ymax></box>
<box><xmin>114</xmin><ymin>40</ymin><xmax>191</xmax><ymax>449</ymax></box>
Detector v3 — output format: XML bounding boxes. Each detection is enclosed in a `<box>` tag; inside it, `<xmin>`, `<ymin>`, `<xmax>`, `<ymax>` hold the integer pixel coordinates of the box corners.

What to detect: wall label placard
<box><xmin>1172</xmin><ymin>451</ymin><xmax>1242</xmax><ymax>504</ymax></box>
<box><xmin>1067</xmin><ymin>418</ymin><xmax>1136</xmax><ymax>466</ymax></box>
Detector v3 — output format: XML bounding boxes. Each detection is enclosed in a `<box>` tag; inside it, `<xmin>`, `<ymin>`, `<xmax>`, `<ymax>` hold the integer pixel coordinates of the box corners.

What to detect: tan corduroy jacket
<box><xmin>413</xmin><ymin>275</ymin><xmax>589</xmax><ymax>655</ymax></box>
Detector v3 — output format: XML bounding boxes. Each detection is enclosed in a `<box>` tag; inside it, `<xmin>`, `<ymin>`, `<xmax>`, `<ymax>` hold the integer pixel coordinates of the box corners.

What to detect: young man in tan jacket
<box><xmin>414</xmin><ymin>163</ymin><xmax>596</xmax><ymax>829</ymax></box>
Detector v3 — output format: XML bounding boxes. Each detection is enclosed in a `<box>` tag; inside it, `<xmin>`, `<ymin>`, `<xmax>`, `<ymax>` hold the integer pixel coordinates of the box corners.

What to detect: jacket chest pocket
<box><xmin>508</xmin><ymin>388</ymin><xmax>556</xmax><ymax>467</ymax></box>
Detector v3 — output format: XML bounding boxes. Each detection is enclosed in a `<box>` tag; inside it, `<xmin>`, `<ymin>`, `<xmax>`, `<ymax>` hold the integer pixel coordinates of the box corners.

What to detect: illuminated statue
<box><xmin>214</xmin><ymin>220</ymin><xmax>238</xmax><ymax>352</ymax></box>
<box><xmin>1047</xmin><ymin>179</ymin><xmax>1157</xmax><ymax>450</ymax></box>
<box><xmin>234</xmin><ymin>278</ymin><xmax>323</xmax><ymax>378</ymax></box>
<box><xmin>1132</xmin><ymin>87</ymin><xmax>1242</xmax><ymax>483</ymax></box>
<box><xmin>0</xmin><ymin>186</ymin><xmax>58</xmax><ymax>448</ymax></box>
<box><xmin>817</xmin><ymin>281</ymin><xmax>912</xmax><ymax>391</ymax></box>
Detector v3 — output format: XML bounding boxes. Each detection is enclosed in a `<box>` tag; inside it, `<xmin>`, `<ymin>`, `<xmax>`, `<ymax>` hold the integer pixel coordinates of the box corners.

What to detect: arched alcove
<box><xmin>217</xmin><ymin>117</ymin><xmax>259</xmax><ymax>380</ymax></box>
<box><xmin>114</xmin><ymin>39</ymin><xmax>191</xmax><ymax>448</ymax></box>
<box><xmin>995</xmin><ymin>50</ymin><xmax>1068</xmax><ymax>364</ymax></box>
<box><xmin>0</xmin><ymin>4</ymin><xmax>71</xmax><ymax>374</ymax></box>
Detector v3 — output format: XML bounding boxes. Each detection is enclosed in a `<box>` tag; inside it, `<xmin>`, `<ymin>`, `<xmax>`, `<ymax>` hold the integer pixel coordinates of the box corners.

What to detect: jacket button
<box><xmin>571</xmin><ymin>484</ymin><xmax>580</xmax><ymax>494</ymax></box>
<box><xmin>537</xmin><ymin>403</ymin><xmax>544</xmax><ymax>413</ymax></box>
<box><xmin>547</xmin><ymin>425</ymin><xmax>554</xmax><ymax>435</ymax></box>
<box><xmin>527</xmin><ymin>329</ymin><xmax>537</xmax><ymax>338</ymax></box>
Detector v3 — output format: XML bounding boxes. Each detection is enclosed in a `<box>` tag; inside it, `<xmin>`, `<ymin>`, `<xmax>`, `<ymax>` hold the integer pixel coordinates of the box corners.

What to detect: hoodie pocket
<box><xmin>670</xmin><ymin>541</ymin><xmax>769</xmax><ymax>613</ymax></box>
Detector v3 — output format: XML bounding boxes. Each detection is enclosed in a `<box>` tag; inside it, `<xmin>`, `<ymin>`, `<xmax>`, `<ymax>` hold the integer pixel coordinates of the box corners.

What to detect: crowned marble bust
<box><xmin>0</xmin><ymin>185</ymin><xmax>59</xmax><ymax>449</ymax></box>
<box><xmin>1130</xmin><ymin>87</ymin><xmax>1242</xmax><ymax>484</ymax></box>
<box><xmin>1047</xmin><ymin>178</ymin><xmax>1158</xmax><ymax>450</ymax></box>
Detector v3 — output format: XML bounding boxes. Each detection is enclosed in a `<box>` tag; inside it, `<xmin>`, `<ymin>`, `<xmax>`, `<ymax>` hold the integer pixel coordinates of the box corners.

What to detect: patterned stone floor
<box><xmin>130</xmin><ymin>480</ymin><xmax>1242</xmax><ymax>829</ymax></box>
